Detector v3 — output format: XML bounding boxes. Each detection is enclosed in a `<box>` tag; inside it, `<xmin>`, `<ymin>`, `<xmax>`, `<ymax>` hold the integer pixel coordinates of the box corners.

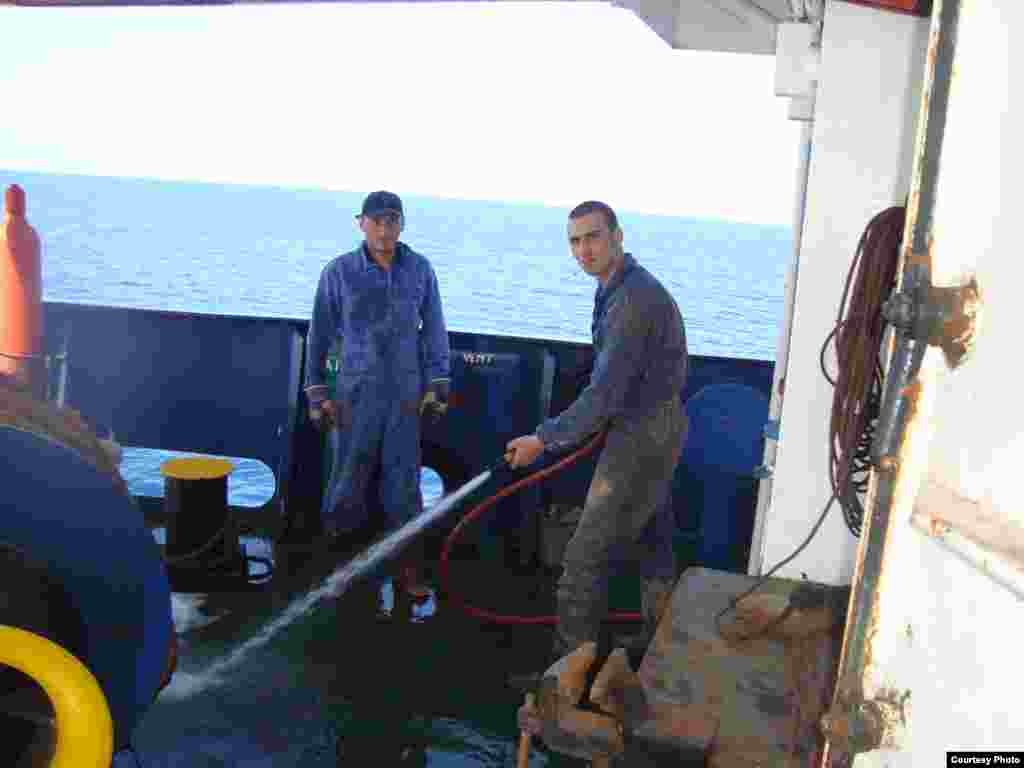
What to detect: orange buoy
<box><xmin>1</xmin><ymin>184</ymin><xmax>43</xmax><ymax>392</ymax></box>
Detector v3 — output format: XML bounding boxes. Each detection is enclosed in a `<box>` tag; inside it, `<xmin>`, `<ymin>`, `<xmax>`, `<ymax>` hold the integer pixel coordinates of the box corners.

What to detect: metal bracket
<box><xmin>881</xmin><ymin>278</ymin><xmax>981</xmax><ymax>369</ymax></box>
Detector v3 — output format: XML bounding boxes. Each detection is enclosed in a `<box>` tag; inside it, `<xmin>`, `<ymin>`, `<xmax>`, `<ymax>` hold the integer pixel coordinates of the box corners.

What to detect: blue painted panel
<box><xmin>422</xmin><ymin>340</ymin><xmax>554</xmax><ymax>535</ymax></box>
<box><xmin>42</xmin><ymin>303</ymin><xmax>303</xmax><ymax>508</ymax></box>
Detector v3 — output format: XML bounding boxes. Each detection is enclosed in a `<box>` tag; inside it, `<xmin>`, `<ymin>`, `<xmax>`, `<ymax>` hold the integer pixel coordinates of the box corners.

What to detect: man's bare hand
<box><xmin>62</xmin><ymin>407</ymin><xmax>89</xmax><ymax>433</ymax></box>
<box><xmin>310</xmin><ymin>400</ymin><xmax>338</xmax><ymax>432</ymax></box>
<box><xmin>517</xmin><ymin>700</ymin><xmax>544</xmax><ymax>737</ymax></box>
<box><xmin>505</xmin><ymin>435</ymin><xmax>544</xmax><ymax>468</ymax></box>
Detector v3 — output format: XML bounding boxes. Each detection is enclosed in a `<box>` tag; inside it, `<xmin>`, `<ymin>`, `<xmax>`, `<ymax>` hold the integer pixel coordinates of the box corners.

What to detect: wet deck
<box><xmin>124</xmin><ymin>526</ymin><xmax>633</xmax><ymax>768</ymax></box>
<box><xmin>6</xmin><ymin>508</ymin><xmax>826</xmax><ymax>768</ymax></box>
<box><xmin>5</xmin><ymin>531</ymin><xmax>844</xmax><ymax>768</ymax></box>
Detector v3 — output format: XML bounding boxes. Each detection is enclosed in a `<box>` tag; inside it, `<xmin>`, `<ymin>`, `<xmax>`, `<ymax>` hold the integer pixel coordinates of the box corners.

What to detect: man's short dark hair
<box><xmin>569</xmin><ymin>201</ymin><xmax>619</xmax><ymax>233</ymax></box>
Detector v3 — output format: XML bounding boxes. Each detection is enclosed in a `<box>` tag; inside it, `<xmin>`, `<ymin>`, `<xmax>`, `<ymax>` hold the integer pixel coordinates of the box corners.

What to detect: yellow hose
<box><xmin>0</xmin><ymin>624</ymin><xmax>113</xmax><ymax>768</ymax></box>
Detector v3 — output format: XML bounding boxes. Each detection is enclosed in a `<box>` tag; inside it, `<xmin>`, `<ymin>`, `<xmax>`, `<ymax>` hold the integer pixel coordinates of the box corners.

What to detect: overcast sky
<box><xmin>0</xmin><ymin>2</ymin><xmax>800</xmax><ymax>225</ymax></box>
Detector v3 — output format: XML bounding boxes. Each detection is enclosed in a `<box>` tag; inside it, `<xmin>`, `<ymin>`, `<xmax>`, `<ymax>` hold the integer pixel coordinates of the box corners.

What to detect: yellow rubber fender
<box><xmin>0</xmin><ymin>624</ymin><xmax>113</xmax><ymax>768</ymax></box>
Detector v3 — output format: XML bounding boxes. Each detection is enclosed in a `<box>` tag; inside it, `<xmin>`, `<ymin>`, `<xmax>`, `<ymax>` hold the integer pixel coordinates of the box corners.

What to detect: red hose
<box><xmin>440</xmin><ymin>431</ymin><xmax>643</xmax><ymax>625</ymax></box>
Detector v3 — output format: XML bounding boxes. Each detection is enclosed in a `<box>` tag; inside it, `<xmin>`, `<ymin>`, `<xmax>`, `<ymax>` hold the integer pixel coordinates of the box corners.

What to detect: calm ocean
<box><xmin>1</xmin><ymin>168</ymin><xmax>790</xmax><ymax>505</ymax></box>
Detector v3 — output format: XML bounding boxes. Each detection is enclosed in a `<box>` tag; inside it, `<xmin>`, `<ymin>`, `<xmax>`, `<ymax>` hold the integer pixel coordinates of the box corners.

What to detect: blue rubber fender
<box><xmin>681</xmin><ymin>382</ymin><xmax>769</xmax><ymax>476</ymax></box>
<box><xmin>0</xmin><ymin>425</ymin><xmax>173</xmax><ymax>748</ymax></box>
<box><xmin>677</xmin><ymin>383</ymin><xmax>770</xmax><ymax>571</ymax></box>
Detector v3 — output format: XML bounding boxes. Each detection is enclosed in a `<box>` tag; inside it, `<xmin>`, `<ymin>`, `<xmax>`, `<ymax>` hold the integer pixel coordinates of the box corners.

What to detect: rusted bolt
<box><xmin>881</xmin><ymin>292</ymin><xmax>917</xmax><ymax>331</ymax></box>
<box><xmin>883</xmin><ymin>280</ymin><xmax>982</xmax><ymax>369</ymax></box>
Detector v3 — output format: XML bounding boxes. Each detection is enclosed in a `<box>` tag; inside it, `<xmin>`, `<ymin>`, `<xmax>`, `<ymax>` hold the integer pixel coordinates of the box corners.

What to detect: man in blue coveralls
<box><xmin>506</xmin><ymin>200</ymin><xmax>688</xmax><ymax>664</ymax></box>
<box><xmin>305</xmin><ymin>191</ymin><xmax>450</xmax><ymax>597</ymax></box>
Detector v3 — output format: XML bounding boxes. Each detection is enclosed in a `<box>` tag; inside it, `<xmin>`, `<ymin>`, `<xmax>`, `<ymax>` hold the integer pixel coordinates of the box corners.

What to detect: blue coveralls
<box><xmin>305</xmin><ymin>242</ymin><xmax>450</xmax><ymax>536</ymax></box>
<box><xmin>536</xmin><ymin>253</ymin><xmax>688</xmax><ymax>654</ymax></box>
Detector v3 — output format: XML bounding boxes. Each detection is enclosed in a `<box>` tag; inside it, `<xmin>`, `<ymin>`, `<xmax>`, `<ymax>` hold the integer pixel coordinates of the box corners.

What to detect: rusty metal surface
<box><xmin>633</xmin><ymin>569</ymin><xmax>851</xmax><ymax>764</ymax></box>
<box><xmin>911</xmin><ymin>0</ymin><xmax>960</xmax><ymax>264</ymax></box>
<box><xmin>523</xmin><ymin>568</ymin><xmax>845</xmax><ymax>765</ymax></box>
<box><xmin>642</xmin><ymin>569</ymin><xmax>843</xmax><ymax>765</ymax></box>
<box><xmin>928</xmin><ymin>279</ymin><xmax>980</xmax><ymax>368</ymax></box>
<box><xmin>880</xmin><ymin>278</ymin><xmax>981</xmax><ymax>369</ymax></box>
<box><xmin>825</xmin><ymin>3</ymin><xmax>963</xmax><ymax>766</ymax></box>
<box><xmin>826</xmin><ymin>376</ymin><xmax>922</xmax><ymax>768</ymax></box>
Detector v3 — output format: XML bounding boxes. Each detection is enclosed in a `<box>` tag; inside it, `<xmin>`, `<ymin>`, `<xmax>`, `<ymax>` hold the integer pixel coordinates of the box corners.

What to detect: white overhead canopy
<box><xmin>8</xmin><ymin>0</ymin><xmax>797</xmax><ymax>55</ymax></box>
<box><xmin>613</xmin><ymin>0</ymin><xmax>792</xmax><ymax>55</ymax></box>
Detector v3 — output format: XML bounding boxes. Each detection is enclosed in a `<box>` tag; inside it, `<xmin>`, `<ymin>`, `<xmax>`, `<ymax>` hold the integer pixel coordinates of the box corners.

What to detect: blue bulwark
<box><xmin>422</xmin><ymin>343</ymin><xmax>555</xmax><ymax>536</ymax></box>
<box><xmin>42</xmin><ymin>302</ymin><xmax>304</xmax><ymax>513</ymax></box>
<box><xmin>39</xmin><ymin>301</ymin><xmax>773</xmax><ymax>573</ymax></box>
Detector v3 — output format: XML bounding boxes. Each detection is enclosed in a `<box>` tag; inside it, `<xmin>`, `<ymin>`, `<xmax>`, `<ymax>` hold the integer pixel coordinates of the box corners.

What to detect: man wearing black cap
<box><xmin>304</xmin><ymin>191</ymin><xmax>450</xmax><ymax>597</ymax></box>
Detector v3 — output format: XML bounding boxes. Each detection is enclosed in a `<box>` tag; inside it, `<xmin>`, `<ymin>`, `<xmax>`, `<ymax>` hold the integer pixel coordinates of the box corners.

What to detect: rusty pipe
<box><xmin>827</xmin><ymin>3</ymin><xmax>963</xmax><ymax>764</ymax></box>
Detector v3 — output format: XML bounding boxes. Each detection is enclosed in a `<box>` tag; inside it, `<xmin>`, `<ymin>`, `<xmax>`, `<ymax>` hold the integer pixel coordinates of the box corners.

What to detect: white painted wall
<box><xmin>921</xmin><ymin>0</ymin><xmax>1020</xmax><ymax>531</ymax></box>
<box><xmin>854</xmin><ymin>0</ymin><xmax>1024</xmax><ymax>761</ymax></box>
<box><xmin>756</xmin><ymin>1</ymin><xmax>930</xmax><ymax>585</ymax></box>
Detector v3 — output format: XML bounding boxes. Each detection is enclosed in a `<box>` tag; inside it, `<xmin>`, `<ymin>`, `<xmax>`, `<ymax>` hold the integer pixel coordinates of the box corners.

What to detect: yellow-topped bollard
<box><xmin>160</xmin><ymin>456</ymin><xmax>238</xmax><ymax>579</ymax></box>
<box><xmin>160</xmin><ymin>456</ymin><xmax>234</xmax><ymax>481</ymax></box>
<box><xmin>0</xmin><ymin>624</ymin><xmax>113</xmax><ymax>768</ymax></box>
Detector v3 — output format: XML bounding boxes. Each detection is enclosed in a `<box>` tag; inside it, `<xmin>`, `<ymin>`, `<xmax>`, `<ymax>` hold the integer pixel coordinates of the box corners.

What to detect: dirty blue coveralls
<box><xmin>536</xmin><ymin>253</ymin><xmax>688</xmax><ymax>655</ymax></box>
<box><xmin>305</xmin><ymin>242</ymin><xmax>450</xmax><ymax>536</ymax></box>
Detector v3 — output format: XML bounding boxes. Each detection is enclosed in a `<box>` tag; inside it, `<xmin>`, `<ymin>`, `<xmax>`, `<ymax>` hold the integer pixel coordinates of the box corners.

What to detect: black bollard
<box><xmin>161</xmin><ymin>457</ymin><xmax>244</xmax><ymax>581</ymax></box>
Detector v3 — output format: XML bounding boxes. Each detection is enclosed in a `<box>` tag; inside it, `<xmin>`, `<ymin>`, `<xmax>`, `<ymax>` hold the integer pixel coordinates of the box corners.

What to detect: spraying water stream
<box><xmin>162</xmin><ymin>469</ymin><xmax>493</xmax><ymax>700</ymax></box>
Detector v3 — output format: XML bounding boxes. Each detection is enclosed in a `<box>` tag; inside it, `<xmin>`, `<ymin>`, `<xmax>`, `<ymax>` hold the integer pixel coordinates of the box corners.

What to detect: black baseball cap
<box><xmin>360</xmin><ymin>190</ymin><xmax>403</xmax><ymax>217</ymax></box>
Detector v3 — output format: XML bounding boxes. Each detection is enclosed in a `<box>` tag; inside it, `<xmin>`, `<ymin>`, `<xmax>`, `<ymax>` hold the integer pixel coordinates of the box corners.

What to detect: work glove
<box><xmin>420</xmin><ymin>380</ymin><xmax>450</xmax><ymax>423</ymax></box>
<box><xmin>310</xmin><ymin>399</ymin><xmax>338</xmax><ymax>432</ymax></box>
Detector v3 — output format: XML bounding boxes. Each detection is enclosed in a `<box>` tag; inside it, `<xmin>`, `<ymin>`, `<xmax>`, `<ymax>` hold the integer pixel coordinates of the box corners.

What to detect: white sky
<box><xmin>0</xmin><ymin>2</ymin><xmax>800</xmax><ymax>226</ymax></box>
